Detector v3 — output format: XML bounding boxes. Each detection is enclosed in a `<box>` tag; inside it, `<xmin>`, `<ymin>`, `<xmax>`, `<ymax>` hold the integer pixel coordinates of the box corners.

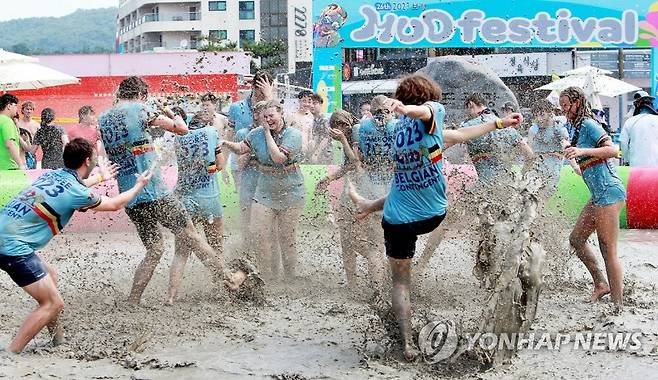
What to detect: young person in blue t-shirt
<box><xmin>349</xmin><ymin>74</ymin><xmax>523</xmax><ymax>361</ymax></box>
<box><xmin>0</xmin><ymin>138</ymin><xmax>151</xmax><ymax>353</ymax></box>
<box><xmin>560</xmin><ymin>86</ymin><xmax>626</xmax><ymax>308</ymax></box>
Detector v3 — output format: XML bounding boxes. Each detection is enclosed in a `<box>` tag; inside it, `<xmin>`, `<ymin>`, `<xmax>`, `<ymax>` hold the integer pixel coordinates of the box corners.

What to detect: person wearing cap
<box><xmin>619</xmin><ymin>90</ymin><xmax>658</xmax><ymax>167</ymax></box>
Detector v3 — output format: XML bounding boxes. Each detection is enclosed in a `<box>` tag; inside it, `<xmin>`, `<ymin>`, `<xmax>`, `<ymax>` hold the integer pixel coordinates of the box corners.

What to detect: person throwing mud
<box><xmin>348</xmin><ymin>74</ymin><xmax>523</xmax><ymax>361</ymax></box>
<box><xmin>560</xmin><ymin>86</ymin><xmax>626</xmax><ymax>307</ymax></box>
<box><xmin>99</xmin><ymin>76</ymin><xmax>239</xmax><ymax>305</ymax></box>
<box><xmin>0</xmin><ymin>138</ymin><xmax>150</xmax><ymax>354</ymax></box>
<box><xmin>222</xmin><ymin>99</ymin><xmax>305</xmax><ymax>280</ymax></box>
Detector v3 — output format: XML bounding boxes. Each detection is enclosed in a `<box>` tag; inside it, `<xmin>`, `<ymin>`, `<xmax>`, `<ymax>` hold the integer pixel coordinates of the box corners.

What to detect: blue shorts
<box><xmin>590</xmin><ymin>183</ymin><xmax>626</xmax><ymax>207</ymax></box>
<box><xmin>181</xmin><ymin>195</ymin><xmax>223</xmax><ymax>220</ymax></box>
<box><xmin>0</xmin><ymin>252</ymin><xmax>48</xmax><ymax>287</ymax></box>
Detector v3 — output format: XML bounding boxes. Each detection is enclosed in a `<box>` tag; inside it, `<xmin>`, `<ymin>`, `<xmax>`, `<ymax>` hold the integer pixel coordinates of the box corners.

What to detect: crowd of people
<box><xmin>0</xmin><ymin>71</ymin><xmax>648</xmax><ymax>360</ymax></box>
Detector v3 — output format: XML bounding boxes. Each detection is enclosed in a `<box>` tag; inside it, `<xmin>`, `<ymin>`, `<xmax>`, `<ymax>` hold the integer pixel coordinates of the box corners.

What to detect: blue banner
<box><xmin>312</xmin><ymin>1</ymin><xmax>657</xmax><ymax>49</ymax></box>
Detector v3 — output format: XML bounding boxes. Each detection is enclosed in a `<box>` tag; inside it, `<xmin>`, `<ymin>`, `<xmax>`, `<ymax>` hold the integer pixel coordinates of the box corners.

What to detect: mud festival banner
<box><xmin>312</xmin><ymin>0</ymin><xmax>658</xmax><ymax>110</ymax></box>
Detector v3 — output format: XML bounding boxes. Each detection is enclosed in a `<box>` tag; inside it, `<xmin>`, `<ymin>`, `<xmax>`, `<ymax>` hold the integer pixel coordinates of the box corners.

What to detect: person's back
<box><xmin>99</xmin><ymin>101</ymin><xmax>169</xmax><ymax>207</ymax></box>
<box><xmin>34</xmin><ymin>123</ymin><xmax>65</xmax><ymax>169</ymax></box>
<box><xmin>0</xmin><ymin>168</ymin><xmax>101</xmax><ymax>256</ymax></box>
<box><xmin>356</xmin><ymin>117</ymin><xmax>399</xmax><ymax>198</ymax></box>
<box><xmin>174</xmin><ymin>125</ymin><xmax>221</xmax><ymax>218</ymax></box>
<box><xmin>620</xmin><ymin>112</ymin><xmax>658</xmax><ymax>167</ymax></box>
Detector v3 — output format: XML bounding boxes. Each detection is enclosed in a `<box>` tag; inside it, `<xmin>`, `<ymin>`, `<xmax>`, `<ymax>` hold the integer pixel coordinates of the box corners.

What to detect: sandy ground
<box><xmin>0</xmin><ymin>222</ymin><xmax>657</xmax><ymax>379</ymax></box>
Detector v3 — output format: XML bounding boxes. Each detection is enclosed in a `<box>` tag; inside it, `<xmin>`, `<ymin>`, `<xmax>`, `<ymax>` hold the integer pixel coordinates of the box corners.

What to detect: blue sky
<box><xmin>0</xmin><ymin>0</ymin><xmax>117</xmax><ymax>22</ymax></box>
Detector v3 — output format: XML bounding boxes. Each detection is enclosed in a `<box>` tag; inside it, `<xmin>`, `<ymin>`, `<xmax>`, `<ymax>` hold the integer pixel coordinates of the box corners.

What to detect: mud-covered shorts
<box><xmin>126</xmin><ymin>195</ymin><xmax>189</xmax><ymax>248</ymax></box>
<box><xmin>381</xmin><ymin>213</ymin><xmax>446</xmax><ymax>260</ymax></box>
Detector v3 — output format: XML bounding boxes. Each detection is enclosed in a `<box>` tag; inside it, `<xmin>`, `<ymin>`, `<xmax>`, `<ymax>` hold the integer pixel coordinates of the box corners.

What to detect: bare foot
<box><xmin>51</xmin><ymin>329</ymin><xmax>65</xmax><ymax>347</ymax></box>
<box><xmin>403</xmin><ymin>342</ymin><xmax>420</xmax><ymax>362</ymax></box>
<box><xmin>588</xmin><ymin>283</ymin><xmax>611</xmax><ymax>302</ymax></box>
<box><xmin>164</xmin><ymin>298</ymin><xmax>174</xmax><ymax>306</ymax></box>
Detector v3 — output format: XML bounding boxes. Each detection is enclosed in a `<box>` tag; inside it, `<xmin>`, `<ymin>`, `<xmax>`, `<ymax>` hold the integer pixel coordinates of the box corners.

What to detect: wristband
<box><xmin>96</xmin><ymin>173</ymin><xmax>104</xmax><ymax>183</ymax></box>
<box><xmin>495</xmin><ymin>118</ymin><xmax>505</xmax><ymax>129</ymax></box>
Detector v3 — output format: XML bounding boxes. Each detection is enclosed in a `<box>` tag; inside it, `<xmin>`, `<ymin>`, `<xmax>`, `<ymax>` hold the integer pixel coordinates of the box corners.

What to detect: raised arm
<box><xmin>93</xmin><ymin>170</ymin><xmax>152</xmax><ymax>211</ymax></box>
<box><xmin>443</xmin><ymin>113</ymin><xmax>523</xmax><ymax>145</ymax></box>
<box><xmin>264</xmin><ymin>127</ymin><xmax>288</xmax><ymax>164</ymax></box>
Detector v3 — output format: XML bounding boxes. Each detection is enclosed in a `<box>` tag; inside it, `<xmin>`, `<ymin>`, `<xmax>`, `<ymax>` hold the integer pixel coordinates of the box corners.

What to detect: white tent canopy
<box><xmin>0</xmin><ymin>49</ymin><xmax>38</xmax><ymax>64</ymax></box>
<box><xmin>342</xmin><ymin>79</ymin><xmax>399</xmax><ymax>95</ymax></box>
<box><xmin>536</xmin><ymin>65</ymin><xmax>640</xmax><ymax>109</ymax></box>
<box><xmin>0</xmin><ymin>62</ymin><xmax>79</xmax><ymax>91</ymax></box>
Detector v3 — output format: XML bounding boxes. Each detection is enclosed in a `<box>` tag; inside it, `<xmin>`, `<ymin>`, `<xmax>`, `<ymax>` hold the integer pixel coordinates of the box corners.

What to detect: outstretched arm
<box><xmin>443</xmin><ymin>113</ymin><xmax>523</xmax><ymax>145</ymax></box>
<box><xmin>93</xmin><ymin>170</ymin><xmax>152</xmax><ymax>211</ymax></box>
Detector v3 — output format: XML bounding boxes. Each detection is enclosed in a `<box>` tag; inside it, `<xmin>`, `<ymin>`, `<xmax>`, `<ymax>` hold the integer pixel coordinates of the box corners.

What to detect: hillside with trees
<box><xmin>0</xmin><ymin>7</ymin><xmax>117</xmax><ymax>55</ymax></box>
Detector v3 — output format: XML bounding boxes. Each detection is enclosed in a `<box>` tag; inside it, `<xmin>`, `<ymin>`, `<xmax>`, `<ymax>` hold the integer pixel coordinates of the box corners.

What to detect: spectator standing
<box><xmin>619</xmin><ymin>90</ymin><xmax>658</xmax><ymax>167</ymax></box>
<box><xmin>0</xmin><ymin>94</ymin><xmax>24</xmax><ymax>170</ymax></box>
<box><xmin>33</xmin><ymin>108</ymin><xmax>68</xmax><ymax>169</ymax></box>
<box><xmin>66</xmin><ymin>106</ymin><xmax>105</xmax><ymax>156</ymax></box>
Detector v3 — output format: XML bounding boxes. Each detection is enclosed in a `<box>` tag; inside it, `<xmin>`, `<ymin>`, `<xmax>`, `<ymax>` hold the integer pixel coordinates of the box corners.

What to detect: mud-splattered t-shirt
<box><xmin>0</xmin><ymin>169</ymin><xmax>101</xmax><ymax>256</ymax></box>
<box><xmin>99</xmin><ymin>102</ymin><xmax>169</xmax><ymax>208</ymax></box>
<box><xmin>383</xmin><ymin>102</ymin><xmax>447</xmax><ymax>225</ymax></box>
<box><xmin>461</xmin><ymin>111</ymin><xmax>521</xmax><ymax>182</ymax></box>
<box><xmin>355</xmin><ymin>117</ymin><xmax>399</xmax><ymax>199</ymax></box>
<box><xmin>175</xmin><ymin>126</ymin><xmax>222</xmax><ymax>217</ymax></box>
<box><xmin>244</xmin><ymin>126</ymin><xmax>305</xmax><ymax>209</ymax></box>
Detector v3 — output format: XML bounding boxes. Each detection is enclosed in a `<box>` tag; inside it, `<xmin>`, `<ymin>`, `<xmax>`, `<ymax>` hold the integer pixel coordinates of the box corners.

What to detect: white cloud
<box><xmin>0</xmin><ymin>0</ymin><xmax>118</xmax><ymax>22</ymax></box>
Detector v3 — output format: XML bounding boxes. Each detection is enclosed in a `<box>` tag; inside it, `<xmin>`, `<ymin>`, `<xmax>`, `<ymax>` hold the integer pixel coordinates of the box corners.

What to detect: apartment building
<box><xmin>117</xmin><ymin>0</ymin><xmax>260</xmax><ymax>53</ymax></box>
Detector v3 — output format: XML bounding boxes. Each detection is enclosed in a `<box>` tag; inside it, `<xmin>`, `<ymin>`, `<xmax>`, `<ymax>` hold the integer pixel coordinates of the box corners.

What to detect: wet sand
<box><xmin>1</xmin><ymin>226</ymin><xmax>657</xmax><ymax>379</ymax></box>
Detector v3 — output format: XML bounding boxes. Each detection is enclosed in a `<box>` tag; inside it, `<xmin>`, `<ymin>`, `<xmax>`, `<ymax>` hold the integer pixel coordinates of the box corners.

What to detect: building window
<box><xmin>209</xmin><ymin>1</ymin><xmax>226</xmax><ymax>11</ymax></box>
<box><xmin>239</xmin><ymin>30</ymin><xmax>256</xmax><ymax>46</ymax></box>
<box><xmin>209</xmin><ymin>30</ymin><xmax>228</xmax><ymax>40</ymax></box>
<box><xmin>239</xmin><ymin>1</ymin><xmax>255</xmax><ymax>19</ymax></box>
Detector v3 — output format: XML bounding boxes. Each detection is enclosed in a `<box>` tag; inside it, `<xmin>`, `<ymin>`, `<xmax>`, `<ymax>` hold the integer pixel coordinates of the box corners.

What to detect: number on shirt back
<box><xmin>33</xmin><ymin>176</ymin><xmax>65</xmax><ymax>198</ymax></box>
<box><xmin>396</xmin><ymin>124</ymin><xmax>423</xmax><ymax>148</ymax></box>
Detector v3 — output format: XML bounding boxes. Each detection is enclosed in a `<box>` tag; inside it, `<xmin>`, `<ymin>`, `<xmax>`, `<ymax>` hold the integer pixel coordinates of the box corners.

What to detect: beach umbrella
<box><xmin>0</xmin><ymin>49</ymin><xmax>38</xmax><ymax>64</ymax></box>
<box><xmin>0</xmin><ymin>61</ymin><xmax>79</xmax><ymax>91</ymax></box>
<box><xmin>535</xmin><ymin>65</ymin><xmax>640</xmax><ymax>108</ymax></box>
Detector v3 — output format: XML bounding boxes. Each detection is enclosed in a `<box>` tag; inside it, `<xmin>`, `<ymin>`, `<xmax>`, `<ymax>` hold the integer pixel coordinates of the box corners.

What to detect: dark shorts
<box><xmin>125</xmin><ymin>195</ymin><xmax>189</xmax><ymax>248</ymax></box>
<box><xmin>382</xmin><ymin>213</ymin><xmax>446</xmax><ymax>260</ymax></box>
<box><xmin>0</xmin><ymin>252</ymin><xmax>48</xmax><ymax>287</ymax></box>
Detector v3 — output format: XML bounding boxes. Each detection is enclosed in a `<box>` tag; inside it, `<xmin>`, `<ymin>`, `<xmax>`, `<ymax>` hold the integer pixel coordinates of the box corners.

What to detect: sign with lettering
<box><xmin>312</xmin><ymin>1</ymin><xmax>658</xmax><ymax>111</ymax></box>
<box><xmin>288</xmin><ymin>0</ymin><xmax>313</xmax><ymax>71</ymax></box>
<box><xmin>343</xmin><ymin>58</ymin><xmax>426</xmax><ymax>81</ymax></box>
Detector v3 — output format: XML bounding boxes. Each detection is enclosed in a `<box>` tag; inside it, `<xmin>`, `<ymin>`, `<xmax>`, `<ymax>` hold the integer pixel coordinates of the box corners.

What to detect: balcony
<box><xmin>119</xmin><ymin>12</ymin><xmax>201</xmax><ymax>35</ymax></box>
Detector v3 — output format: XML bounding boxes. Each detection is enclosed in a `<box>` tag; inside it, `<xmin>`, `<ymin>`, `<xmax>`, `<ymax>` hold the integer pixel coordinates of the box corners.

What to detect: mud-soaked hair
<box><xmin>310</xmin><ymin>93</ymin><xmax>323</xmax><ymax>104</ymax></box>
<box><xmin>78</xmin><ymin>105</ymin><xmax>94</xmax><ymax>122</ymax></box>
<box><xmin>532</xmin><ymin>99</ymin><xmax>555</xmax><ymax>117</ymax></box>
<box><xmin>559</xmin><ymin>86</ymin><xmax>593</xmax><ymax>128</ymax></box>
<box><xmin>253</xmin><ymin>100</ymin><xmax>270</xmax><ymax>114</ymax></box>
<box><xmin>190</xmin><ymin>109</ymin><xmax>212</xmax><ymax>129</ymax></box>
<box><xmin>64</xmin><ymin>138</ymin><xmax>94</xmax><ymax>169</ymax></box>
<box><xmin>117</xmin><ymin>76</ymin><xmax>149</xmax><ymax>100</ymax></box>
<box><xmin>330</xmin><ymin>110</ymin><xmax>358</xmax><ymax>145</ymax></box>
<box><xmin>394</xmin><ymin>74</ymin><xmax>442</xmax><ymax>105</ymax></box>
<box><xmin>40</xmin><ymin>108</ymin><xmax>55</xmax><ymax>126</ymax></box>
<box><xmin>464</xmin><ymin>93</ymin><xmax>487</xmax><ymax>108</ymax></box>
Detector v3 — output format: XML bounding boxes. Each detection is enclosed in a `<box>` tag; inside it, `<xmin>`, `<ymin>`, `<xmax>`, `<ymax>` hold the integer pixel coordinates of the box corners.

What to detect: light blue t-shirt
<box><xmin>383</xmin><ymin>102</ymin><xmax>448</xmax><ymax>225</ymax></box>
<box><xmin>99</xmin><ymin>102</ymin><xmax>169</xmax><ymax>208</ymax></box>
<box><xmin>461</xmin><ymin>111</ymin><xmax>522</xmax><ymax>182</ymax></box>
<box><xmin>228</xmin><ymin>98</ymin><xmax>253</xmax><ymax>133</ymax></box>
<box><xmin>355</xmin><ymin>117</ymin><xmax>399</xmax><ymax>199</ymax></box>
<box><xmin>0</xmin><ymin>169</ymin><xmax>101</xmax><ymax>256</ymax></box>
<box><xmin>245</xmin><ymin>126</ymin><xmax>305</xmax><ymax>210</ymax></box>
<box><xmin>574</xmin><ymin>118</ymin><xmax>626</xmax><ymax>206</ymax></box>
<box><xmin>228</xmin><ymin>97</ymin><xmax>254</xmax><ymax>171</ymax></box>
<box><xmin>175</xmin><ymin>126</ymin><xmax>223</xmax><ymax>219</ymax></box>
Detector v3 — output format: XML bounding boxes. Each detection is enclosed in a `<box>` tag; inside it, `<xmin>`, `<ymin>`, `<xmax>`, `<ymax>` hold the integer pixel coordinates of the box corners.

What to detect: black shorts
<box><xmin>125</xmin><ymin>195</ymin><xmax>189</xmax><ymax>248</ymax></box>
<box><xmin>382</xmin><ymin>213</ymin><xmax>446</xmax><ymax>260</ymax></box>
<box><xmin>0</xmin><ymin>252</ymin><xmax>48</xmax><ymax>287</ymax></box>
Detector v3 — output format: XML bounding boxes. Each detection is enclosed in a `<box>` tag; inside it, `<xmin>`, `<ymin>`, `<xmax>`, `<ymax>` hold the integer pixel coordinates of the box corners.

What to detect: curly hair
<box><xmin>560</xmin><ymin>86</ymin><xmax>594</xmax><ymax>145</ymax></box>
<box><xmin>394</xmin><ymin>73</ymin><xmax>442</xmax><ymax>106</ymax></box>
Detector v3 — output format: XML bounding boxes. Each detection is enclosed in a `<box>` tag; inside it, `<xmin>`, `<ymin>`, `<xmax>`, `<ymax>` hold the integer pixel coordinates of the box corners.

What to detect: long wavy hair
<box><xmin>559</xmin><ymin>86</ymin><xmax>594</xmax><ymax>146</ymax></box>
